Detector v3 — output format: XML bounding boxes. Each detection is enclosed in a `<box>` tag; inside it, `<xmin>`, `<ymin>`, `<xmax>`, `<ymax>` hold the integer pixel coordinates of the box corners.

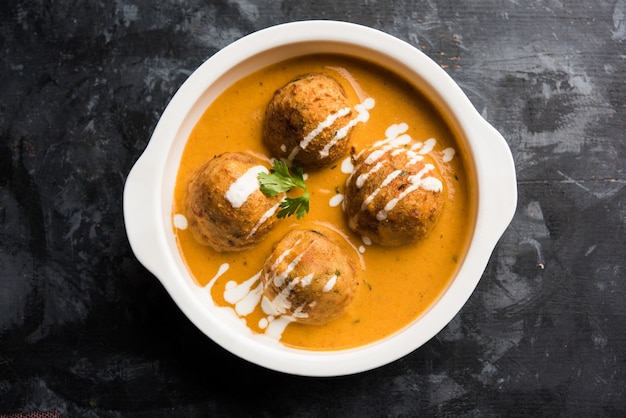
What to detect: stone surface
<box><xmin>1</xmin><ymin>0</ymin><xmax>625</xmax><ymax>416</ymax></box>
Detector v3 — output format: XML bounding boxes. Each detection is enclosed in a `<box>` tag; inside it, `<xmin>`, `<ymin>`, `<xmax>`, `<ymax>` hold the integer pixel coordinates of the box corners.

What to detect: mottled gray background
<box><xmin>1</xmin><ymin>0</ymin><xmax>625</xmax><ymax>416</ymax></box>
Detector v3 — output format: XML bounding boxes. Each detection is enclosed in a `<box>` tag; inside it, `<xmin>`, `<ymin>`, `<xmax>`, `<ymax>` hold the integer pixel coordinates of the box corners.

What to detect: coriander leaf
<box><xmin>277</xmin><ymin>192</ymin><xmax>310</xmax><ymax>219</ymax></box>
<box><xmin>258</xmin><ymin>160</ymin><xmax>310</xmax><ymax>219</ymax></box>
<box><xmin>289</xmin><ymin>165</ymin><xmax>307</xmax><ymax>189</ymax></box>
<box><xmin>258</xmin><ymin>160</ymin><xmax>303</xmax><ymax>196</ymax></box>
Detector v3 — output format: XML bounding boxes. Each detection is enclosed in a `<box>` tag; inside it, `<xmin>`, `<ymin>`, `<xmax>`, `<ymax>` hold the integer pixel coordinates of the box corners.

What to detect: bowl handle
<box><xmin>479</xmin><ymin>119</ymin><xmax>518</xmax><ymax>238</ymax></box>
<box><xmin>123</xmin><ymin>151</ymin><xmax>167</xmax><ymax>278</ymax></box>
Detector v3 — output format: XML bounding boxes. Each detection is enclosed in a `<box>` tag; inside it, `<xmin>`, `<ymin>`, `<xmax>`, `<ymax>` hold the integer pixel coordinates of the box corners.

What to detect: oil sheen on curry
<box><xmin>172</xmin><ymin>54</ymin><xmax>476</xmax><ymax>351</ymax></box>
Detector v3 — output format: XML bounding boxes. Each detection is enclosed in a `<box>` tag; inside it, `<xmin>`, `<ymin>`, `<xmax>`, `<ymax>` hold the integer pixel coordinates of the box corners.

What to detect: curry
<box><xmin>171</xmin><ymin>54</ymin><xmax>476</xmax><ymax>350</ymax></box>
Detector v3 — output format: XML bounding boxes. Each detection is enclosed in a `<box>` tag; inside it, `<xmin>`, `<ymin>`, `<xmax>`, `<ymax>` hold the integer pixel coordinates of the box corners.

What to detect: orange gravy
<box><xmin>172</xmin><ymin>54</ymin><xmax>476</xmax><ymax>350</ymax></box>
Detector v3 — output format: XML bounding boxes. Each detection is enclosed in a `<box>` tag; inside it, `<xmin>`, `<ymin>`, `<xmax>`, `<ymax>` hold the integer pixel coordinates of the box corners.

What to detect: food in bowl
<box><xmin>344</xmin><ymin>134</ymin><xmax>446</xmax><ymax>246</ymax></box>
<box><xmin>171</xmin><ymin>53</ymin><xmax>475</xmax><ymax>350</ymax></box>
<box><xmin>261</xmin><ymin>226</ymin><xmax>360</xmax><ymax>325</ymax></box>
<box><xmin>184</xmin><ymin>152</ymin><xmax>284</xmax><ymax>252</ymax></box>
<box><xmin>123</xmin><ymin>21</ymin><xmax>517</xmax><ymax>376</ymax></box>
<box><xmin>264</xmin><ymin>72</ymin><xmax>356</xmax><ymax>168</ymax></box>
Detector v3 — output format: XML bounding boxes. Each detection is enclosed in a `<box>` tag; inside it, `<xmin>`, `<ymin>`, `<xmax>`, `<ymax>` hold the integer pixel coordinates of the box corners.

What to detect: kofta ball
<box><xmin>184</xmin><ymin>152</ymin><xmax>283</xmax><ymax>252</ymax></box>
<box><xmin>263</xmin><ymin>73</ymin><xmax>354</xmax><ymax>168</ymax></box>
<box><xmin>344</xmin><ymin>143</ymin><xmax>445</xmax><ymax>247</ymax></box>
<box><xmin>261</xmin><ymin>227</ymin><xmax>360</xmax><ymax>325</ymax></box>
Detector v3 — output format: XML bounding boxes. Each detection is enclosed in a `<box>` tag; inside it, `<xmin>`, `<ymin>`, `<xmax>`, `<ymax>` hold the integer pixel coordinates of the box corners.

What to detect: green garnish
<box><xmin>258</xmin><ymin>160</ymin><xmax>310</xmax><ymax>219</ymax></box>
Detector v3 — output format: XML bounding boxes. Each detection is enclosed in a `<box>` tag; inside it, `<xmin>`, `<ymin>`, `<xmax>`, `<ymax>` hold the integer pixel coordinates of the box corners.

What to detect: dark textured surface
<box><xmin>1</xmin><ymin>0</ymin><xmax>625</xmax><ymax>416</ymax></box>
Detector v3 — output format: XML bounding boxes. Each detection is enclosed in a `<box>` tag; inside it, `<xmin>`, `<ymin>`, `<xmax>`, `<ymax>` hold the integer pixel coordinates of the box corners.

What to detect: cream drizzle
<box><xmin>341</xmin><ymin>156</ymin><xmax>354</xmax><ymax>174</ymax></box>
<box><xmin>345</xmin><ymin>123</ymin><xmax>411</xmax><ymax>186</ymax></box>
<box><xmin>356</xmin><ymin>161</ymin><xmax>383</xmax><ymax>188</ymax></box>
<box><xmin>173</xmin><ymin>213</ymin><xmax>188</xmax><ymax>230</ymax></box>
<box><xmin>225</xmin><ymin>274</ymin><xmax>264</xmax><ymax>316</ymax></box>
<box><xmin>260</xmin><ymin>315</ymin><xmax>294</xmax><ymax>338</ymax></box>
<box><xmin>329</xmin><ymin>194</ymin><xmax>344</xmax><ymax>207</ymax></box>
<box><xmin>302</xmin><ymin>107</ymin><xmax>351</xmax><ymax>148</ymax></box>
<box><xmin>267</xmin><ymin>239</ymin><xmax>317</xmax><ymax>313</ymax></box>
<box><xmin>245</xmin><ymin>203</ymin><xmax>280</xmax><ymax>239</ymax></box>
<box><xmin>361</xmin><ymin>169</ymin><xmax>403</xmax><ymax>211</ymax></box>
<box><xmin>443</xmin><ymin>147</ymin><xmax>456</xmax><ymax>162</ymax></box>
<box><xmin>376</xmin><ymin>164</ymin><xmax>443</xmax><ymax>221</ymax></box>
<box><xmin>288</xmin><ymin>98</ymin><xmax>376</xmax><ymax>163</ymax></box>
<box><xmin>222</xmin><ymin>164</ymin><xmax>281</xmax><ymax>240</ymax></box>
<box><xmin>206</xmin><ymin>263</ymin><xmax>230</xmax><ymax>290</ymax></box>
<box><xmin>269</xmin><ymin>242</ymin><xmax>306</xmax><ymax>288</ymax></box>
<box><xmin>418</xmin><ymin>138</ymin><xmax>437</xmax><ymax>154</ymax></box>
<box><xmin>319</xmin><ymin>98</ymin><xmax>375</xmax><ymax>158</ymax></box>
<box><xmin>224</xmin><ymin>165</ymin><xmax>268</xmax><ymax>208</ymax></box>
<box><xmin>323</xmin><ymin>274</ymin><xmax>338</xmax><ymax>292</ymax></box>
<box><xmin>271</xmin><ymin>276</ymin><xmax>305</xmax><ymax>316</ymax></box>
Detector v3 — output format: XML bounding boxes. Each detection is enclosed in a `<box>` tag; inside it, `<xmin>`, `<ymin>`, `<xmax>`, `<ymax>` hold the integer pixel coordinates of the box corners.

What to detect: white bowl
<box><xmin>123</xmin><ymin>20</ymin><xmax>517</xmax><ymax>376</ymax></box>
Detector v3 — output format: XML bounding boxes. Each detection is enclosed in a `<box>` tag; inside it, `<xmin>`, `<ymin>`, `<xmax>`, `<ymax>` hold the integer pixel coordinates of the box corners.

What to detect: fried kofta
<box><xmin>263</xmin><ymin>73</ymin><xmax>354</xmax><ymax>168</ymax></box>
<box><xmin>344</xmin><ymin>142</ymin><xmax>445</xmax><ymax>247</ymax></box>
<box><xmin>261</xmin><ymin>227</ymin><xmax>360</xmax><ymax>325</ymax></box>
<box><xmin>184</xmin><ymin>152</ymin><xmax>283</xmax><ymax>252</ymax></box>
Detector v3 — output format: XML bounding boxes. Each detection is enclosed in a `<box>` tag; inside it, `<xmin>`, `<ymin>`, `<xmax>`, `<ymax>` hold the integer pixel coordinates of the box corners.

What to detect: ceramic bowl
<box><xmin>123</xmin><ymin>20</ymin><xmax>517</xmax><ymax>376</ymax></box>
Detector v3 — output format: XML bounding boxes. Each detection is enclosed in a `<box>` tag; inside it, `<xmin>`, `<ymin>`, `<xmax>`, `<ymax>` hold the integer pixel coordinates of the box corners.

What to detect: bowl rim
<box><xmin>123</xmin><ymin>20</ymin><xmax>517</xmax><ymax>377</ymax></box>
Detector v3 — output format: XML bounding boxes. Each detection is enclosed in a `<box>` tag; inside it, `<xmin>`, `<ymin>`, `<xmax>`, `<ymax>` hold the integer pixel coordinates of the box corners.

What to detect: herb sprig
<box><xmin>258</xmin><ymin>160</ymin><xmax>310</xmax><ymax>219</ymax></box>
